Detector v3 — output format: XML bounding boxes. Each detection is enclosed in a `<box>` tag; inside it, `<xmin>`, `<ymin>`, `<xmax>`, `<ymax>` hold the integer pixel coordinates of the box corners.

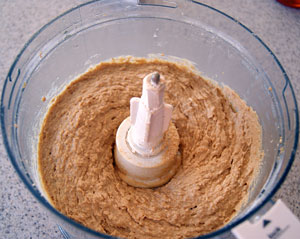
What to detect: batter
<box><xmin>38</xmin><ymin>57</ymin><xmax>263</xmax><ymax>238</ymax></box>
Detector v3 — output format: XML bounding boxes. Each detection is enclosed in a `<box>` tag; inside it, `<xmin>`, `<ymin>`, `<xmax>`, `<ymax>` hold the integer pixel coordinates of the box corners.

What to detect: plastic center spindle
<box><xmin>114</xmin><ymin>72</ymin><xmax>181</xmax><ymax>188</ymax></box>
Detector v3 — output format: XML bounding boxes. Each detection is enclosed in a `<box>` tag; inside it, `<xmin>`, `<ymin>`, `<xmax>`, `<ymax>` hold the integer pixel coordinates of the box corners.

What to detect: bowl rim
<box><xmin>1</xmin><ymin>0</ymin><xmax>299</xmax><ymax>238</ymax></box>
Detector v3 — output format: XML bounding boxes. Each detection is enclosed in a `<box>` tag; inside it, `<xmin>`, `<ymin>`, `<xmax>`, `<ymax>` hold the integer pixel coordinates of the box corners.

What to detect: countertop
<box><xmin>0</xmin><ymin>0</ymin><xmax>299</xmax><ymax>238</ymax></box>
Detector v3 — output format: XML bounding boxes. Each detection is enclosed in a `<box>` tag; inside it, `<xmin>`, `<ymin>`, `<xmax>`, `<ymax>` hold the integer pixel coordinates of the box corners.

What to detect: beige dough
<box><xmin>38</xmin><ymin>57</ymin><xmax>263</xmax><ymax>238</ymax></box>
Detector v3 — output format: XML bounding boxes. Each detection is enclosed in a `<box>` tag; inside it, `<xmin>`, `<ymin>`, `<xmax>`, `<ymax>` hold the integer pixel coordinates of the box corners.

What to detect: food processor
<box><xmin>1</xmin><ymin>0</ymin><xmax>298</xmax><ymax>238</ymax></box>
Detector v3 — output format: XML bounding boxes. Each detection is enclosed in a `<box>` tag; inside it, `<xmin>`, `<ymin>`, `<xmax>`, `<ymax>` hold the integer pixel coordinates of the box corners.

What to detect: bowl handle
<box><xmin>232</xmin><ymin>200</ymin><xmax>300</xmax><ymax>239</ymax></box>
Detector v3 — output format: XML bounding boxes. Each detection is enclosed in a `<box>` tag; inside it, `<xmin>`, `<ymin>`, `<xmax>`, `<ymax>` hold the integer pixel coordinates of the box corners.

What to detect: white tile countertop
<box><xmin>0</xmin><ymin>0</ymin><xmax>299</xmax><ymax>238</ymax></box>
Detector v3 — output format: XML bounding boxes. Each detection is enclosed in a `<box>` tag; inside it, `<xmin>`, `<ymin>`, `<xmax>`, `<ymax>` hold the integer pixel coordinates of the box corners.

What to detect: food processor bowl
<box><xmin>1</xmin><ymin>0</ymin><xmax>298</xmax><ymax>238</ymax></box>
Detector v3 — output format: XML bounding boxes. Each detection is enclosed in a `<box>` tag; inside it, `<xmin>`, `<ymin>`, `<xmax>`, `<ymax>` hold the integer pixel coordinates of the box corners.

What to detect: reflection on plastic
<box><xmin>138</xmin><ymin>0</ymin><xmax>177</xmax><ymax>8</ymax></box>
<box><xmin>57</xmin><ymin>225</ymin><xmax>71</xmax><ymax>239</ymax></box>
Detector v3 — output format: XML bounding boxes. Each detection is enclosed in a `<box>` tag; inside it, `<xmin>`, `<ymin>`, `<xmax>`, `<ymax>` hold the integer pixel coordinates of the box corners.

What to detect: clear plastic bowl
<box><xmin>1</xmin><ymin>0</ymin><xmax>298</xmax><ymax>238</ymax></box>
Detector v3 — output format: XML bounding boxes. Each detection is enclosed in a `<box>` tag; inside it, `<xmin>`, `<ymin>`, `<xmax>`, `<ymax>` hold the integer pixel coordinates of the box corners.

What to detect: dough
<box><xmin>38</xmin><ymin>57</ymin><xmax>263</xmax><ymax>238</ymax></box>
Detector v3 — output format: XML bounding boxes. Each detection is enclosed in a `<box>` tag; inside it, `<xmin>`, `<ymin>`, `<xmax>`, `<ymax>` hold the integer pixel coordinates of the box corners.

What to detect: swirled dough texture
<box><xmin>38</xmin><ymin>57</ymin><xmax>262</xmax><ymax>238</ymax></box>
